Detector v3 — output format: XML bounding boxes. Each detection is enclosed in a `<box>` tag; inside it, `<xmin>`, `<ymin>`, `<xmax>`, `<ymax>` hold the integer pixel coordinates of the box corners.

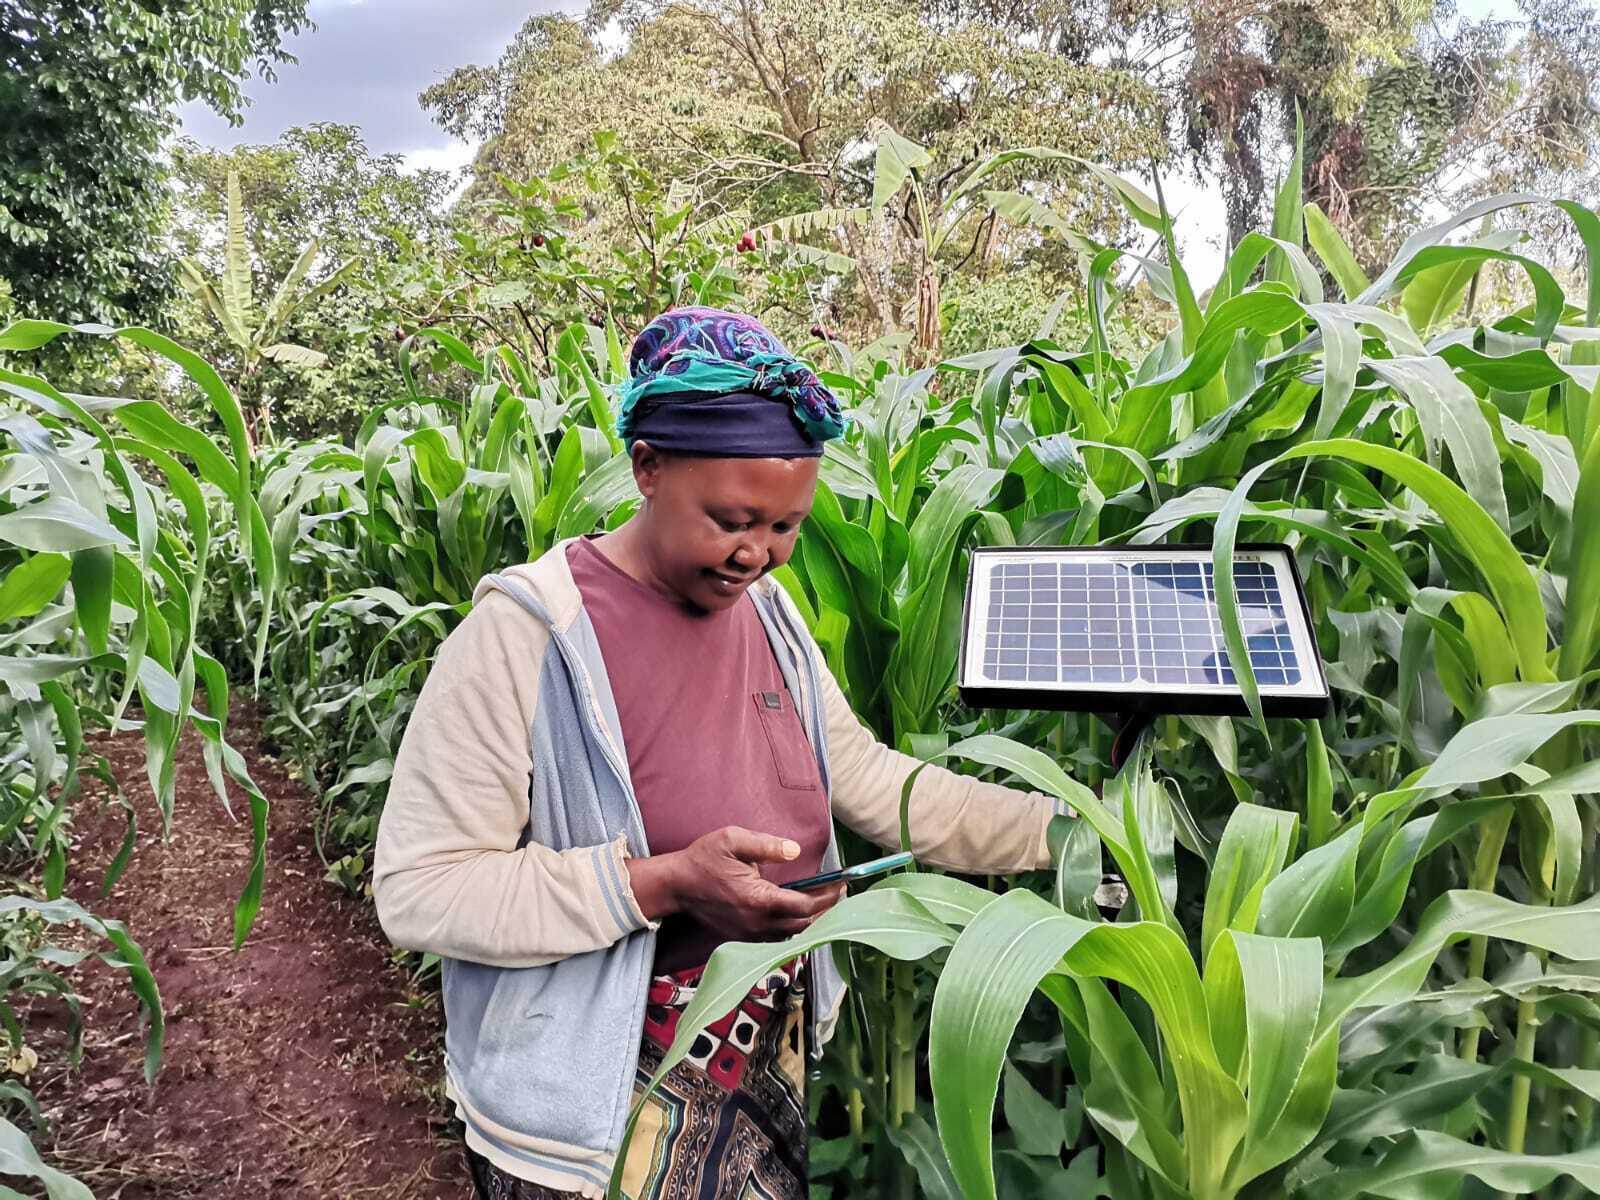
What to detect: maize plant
<box><xmin>7</xmin><ymin>138</ymin><xmax>1600</xmax><ymax>1200</ymax></box>
<box><xmin>0</xmin><ymin>320</ymin><xmax>273</xmax><ymax>1195</ymax></box>
<box><xmin>200</xmin><ymin>322</ymin><xmax>637</xmax><ymax>886</ymax></box>
<box><xmin>615</xmin><ymin>161</ymin><xmax>1600</xmax><ymax>1198</ymax></box>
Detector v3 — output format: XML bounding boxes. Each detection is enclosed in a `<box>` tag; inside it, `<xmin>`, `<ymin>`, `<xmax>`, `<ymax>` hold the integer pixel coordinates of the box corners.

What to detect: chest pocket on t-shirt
<box><xmin>753</xmin><ymin>690</ymin><xmax>821</xmax><ymax>791</ymax></box>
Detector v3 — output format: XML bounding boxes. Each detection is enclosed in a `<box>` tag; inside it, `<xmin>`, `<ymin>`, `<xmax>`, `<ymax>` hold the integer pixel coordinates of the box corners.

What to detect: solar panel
<box><xmin>958</xmin><ymin>545</ymin><xmax>1330</xmax><ymax>717</ymax></box>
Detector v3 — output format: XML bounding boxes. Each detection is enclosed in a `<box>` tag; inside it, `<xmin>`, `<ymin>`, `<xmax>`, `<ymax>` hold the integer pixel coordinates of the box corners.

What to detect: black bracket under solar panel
<box><xmin>957</xmin><ymin>543</ymin><xmax>1331</xmax><ymax>720</ymax></box>
<box><xmin>1109</xmin><ymin>713</ymin><xmax>1153</xmax><ymax>773</ymax></box>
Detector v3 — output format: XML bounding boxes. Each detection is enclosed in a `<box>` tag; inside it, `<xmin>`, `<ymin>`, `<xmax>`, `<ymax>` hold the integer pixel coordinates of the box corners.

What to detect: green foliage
<box><xmin>609</xmin><ymin>172</ymin><xmax>1600</xmax><ymax>1197</ymax></box>
<box><xmin>165</xmin><ymin>128</ymin><xmax>459</xmax><ymax>441</ymax></box>
<box><xmin>1122</xmin><ymin>0</ymin><xmax>1600</xmax><ymax>260</ymax></box>
<box><xmin>177</xmin><ymin>169</ymin><xmax>357</xmax><ymax>444</ymax></box>
<box><xmin>169</xmin><ymin>125</ymin><xmax>454</xmax><ymax>281</ymax></box>
<box><xmin>940</xmin><ymin>269</ymin><xmax>1065</xmax><ymax>359</ymax></box>
<box><xmin>756</xmin><ymin>125</ymin><xmax>1168</xmax><ymax>360</ymax></box>
<box><xmin>0</xmin><ymin>321</ymin><xmax>277</xmax><ymax>1190</ymax></box>
<box><xmin>422</xmin><ymin>0</ymin><xmax>1600</xmax><ymax>325</ymax></box>
<box><xmin>166</xmin><ymin>158</ymin><xmax>1599</xmax><ymax>1197</ymax></box>
<box><xmin>422</xmin><ymin>2</ymin><xmax>1169</xmax><ymax>347</ymax></box>
<box><xmin>0</xmin><ymin>892</ymin><xmax>162</xmax><ymax>1179</ymax></box>
<box><xmin>195</xmin><ymin>324</ymin><xmax>638</xmax><ymax>883</ymax></box>
<box><xmin>361</xmin><ymin>132</ymin><xmax>825</xmax><ymax>374</ymax></box>
<box><xmin>0</xmin><ymin>320</ymin><xmax>272</xmax><ymax>929</ymax></box>
<box><xmin>430</xmin><ymin>1</ymin><xmax>1167</xmax><ymax>197</ymax></box>
<box><xmin>8</xmin><ymin>101</ymin><xmax>1600</xmax><ymax>1199</ymax></box>
<box><xmin>0</xmin><ymin>1</ymin><xmax>311</xmax><ymax>326</ymax></box>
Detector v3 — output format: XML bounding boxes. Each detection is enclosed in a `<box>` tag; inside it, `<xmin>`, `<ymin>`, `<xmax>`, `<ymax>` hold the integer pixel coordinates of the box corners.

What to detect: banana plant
<box><xmin>743</xmin><ymin>124</ymin><xmax>1163</xmax><ymax>362</ymax></box>
<box><xmin>178</xmin><ymin>169</ymin><xmax>356</xmax><ymax>447</ymax></box>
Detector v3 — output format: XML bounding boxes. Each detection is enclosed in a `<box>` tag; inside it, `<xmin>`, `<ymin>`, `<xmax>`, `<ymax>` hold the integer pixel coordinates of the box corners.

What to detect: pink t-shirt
<box><xmin>566</xmin><ymin>537</ymin><xmax>831</xmax><ymax>971</ymax></box>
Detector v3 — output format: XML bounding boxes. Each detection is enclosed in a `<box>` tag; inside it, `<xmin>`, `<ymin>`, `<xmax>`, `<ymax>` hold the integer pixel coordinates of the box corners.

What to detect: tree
<box><xmin>369</xmin><ymin>132</ymin><xmax>824</xmax><ymax>362</ymax></box>
<box><xmin>0</xmin><ymin>1</ymin><xmax>310</xmax><ymax>326</ymax></box>
<box><xmin>750</xmin><ymin>124</ymin><xmax>1167</xmax><ymax>362</ymax></box>
<box><xmin>166</xmin><ymin>125</ymin><xmax>454</xmax><ymax>440</ymax></box>
<box><xmin>1464</xmin><ymin>0</ymin><xmax>1600</xmax><ymax>261</ymax></box>
<box><xmin>435</xmin><ymin>0</ymin><xmax>1600</xmax><ymax>303</ymax></box>
<box><xmin>1119</xmin><ymin>0</ymin><xmax>1600</xmax><ymax>261</ymax></box>
<box><xmin>421</xmin><ymin>1</ymin><xmax>1169</xmax><ymax>345</ymax></box>
<box><xmin>169</xmin><ymin>124</ymin><xmax>454</xmax><ymax>278</ymax></box>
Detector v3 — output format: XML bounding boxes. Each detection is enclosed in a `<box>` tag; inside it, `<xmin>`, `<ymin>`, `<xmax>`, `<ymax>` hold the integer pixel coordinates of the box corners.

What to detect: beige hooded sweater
<box><xmin>374</xmin><ymin>551</ymin><xmax>1065</xmax><ymax>969</ymax></box>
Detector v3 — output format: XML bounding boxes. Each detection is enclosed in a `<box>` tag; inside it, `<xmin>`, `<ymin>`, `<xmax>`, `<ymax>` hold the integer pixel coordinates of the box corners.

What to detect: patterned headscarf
<box><xmin>616</xmin><ymin>307</ymin><xmax>848</xmax><ymax>458</ymax></box>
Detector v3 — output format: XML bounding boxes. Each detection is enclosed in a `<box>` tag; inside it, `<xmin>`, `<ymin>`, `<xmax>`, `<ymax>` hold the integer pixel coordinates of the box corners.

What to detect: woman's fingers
<box><xmin>812</xmin><ymin>883</ymin><xmax>847</xmax><ymax>910</ymax></box>
<box><xmin>748</xmin><ymin>880</ymin><xmax>845</xmax><ymax>933</ymax></box>
<box><xmin>719</xmin><ymin>825</ymin><xmax>801</xmax><ymax>865</ymax></box>
<box><xmin>761</xmin><ymin>889</ymin><xmax>832</xmax><ymax>928</ymax></box>
<box><xmin>677</xmin><ymin>826</ymin><xmax>855</xmax><ymax>939</ymax></box>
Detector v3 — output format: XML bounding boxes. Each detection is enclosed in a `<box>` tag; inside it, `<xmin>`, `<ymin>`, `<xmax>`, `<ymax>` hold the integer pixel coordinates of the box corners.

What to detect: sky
<box><xmin>178</xmin><ymin>0</ymin><xmax>574</xmax><ymax>175</ymax></box>
<box><xmin>178</xmin><ymin>0</ymin><xmax>1520</xmax><ymax>288</ymax></box>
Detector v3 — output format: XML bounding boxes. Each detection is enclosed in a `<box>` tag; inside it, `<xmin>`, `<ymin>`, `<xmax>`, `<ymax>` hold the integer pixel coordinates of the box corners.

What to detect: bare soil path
<box><xmin>17</xmin><ymin>705</ymin><xmax>471</xmax><ymax>1199</ymax></box>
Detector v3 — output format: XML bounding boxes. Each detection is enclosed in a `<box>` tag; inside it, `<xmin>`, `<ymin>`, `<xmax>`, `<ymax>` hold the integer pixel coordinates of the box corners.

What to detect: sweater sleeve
<box><xmin>372</xmin><ymin>589</ymin><xmax>654</xmax><ymax>968</ymax></box>
<box><xmin>809</xmin><ymin>636</ymin><xmax>1072</xmax><ymax>875</ymax></box>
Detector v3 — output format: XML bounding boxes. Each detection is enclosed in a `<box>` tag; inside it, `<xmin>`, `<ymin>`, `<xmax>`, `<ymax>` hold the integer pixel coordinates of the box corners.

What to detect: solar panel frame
<box><xmin>957</xmin><ymin>543</ymin><xmax>1331</xmax><ymax>718</ymax></box>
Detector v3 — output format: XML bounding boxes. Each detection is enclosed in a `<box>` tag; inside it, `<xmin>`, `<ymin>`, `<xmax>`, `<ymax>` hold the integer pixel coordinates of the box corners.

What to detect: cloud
<box><xmin>179</xmin><ymin>0</ymin><xmax>577</xmax><ymax>154</ymax></box>
<box><xmin>402</xmin><ymin>143</ymin><xmax>479</xmax><ymax>174</ymax></box>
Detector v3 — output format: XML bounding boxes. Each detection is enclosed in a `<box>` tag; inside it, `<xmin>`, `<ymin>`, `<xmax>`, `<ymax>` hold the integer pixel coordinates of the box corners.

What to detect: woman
<box><xmin>373</xmin><ymin>307</ymin><xmax>1072</xmax><ymax>1200</ymax></box>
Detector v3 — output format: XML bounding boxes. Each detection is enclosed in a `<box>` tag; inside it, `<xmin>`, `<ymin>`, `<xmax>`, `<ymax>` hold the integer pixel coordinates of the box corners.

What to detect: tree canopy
<box><xmin>425</xmin><ymin>0</ymin><xmax>1600</xmax><ymax>277</ymax></box>
<box><xmin>170</xmin><ymin>123</ymin><xmax>454</xmax><ymax>278</ymax></box>
<box><xmin>0</xmin><ymin>1</ymin><xmax>311</xmax><ymax>323</ymax></box>
<box><xmin>1169</xmin><ymin>0</ymin><xmax>1600</xmax><ymax>255</ymax></box>
<box><xmin>422</xmin><ymin>2</ymin><xmax>1169</xmax><ymax>344</ymax></box>
<box><xmin>162</xmin><ymin>124</ymin><xmax>454</xmax><ymax>439</ymax></box>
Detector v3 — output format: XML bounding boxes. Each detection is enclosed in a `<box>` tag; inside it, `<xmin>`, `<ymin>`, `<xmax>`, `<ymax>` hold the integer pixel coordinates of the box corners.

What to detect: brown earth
<box><xmin>12</xmin><ymin>705</ymin><xmax>473</xmax><ymax>1199</ymax></box>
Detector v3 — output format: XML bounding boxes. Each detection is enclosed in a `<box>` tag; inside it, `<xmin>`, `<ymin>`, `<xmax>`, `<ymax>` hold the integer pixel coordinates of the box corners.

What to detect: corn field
<box><xmin>3</xmin><ymin>152</ymin><xmax>1600</xmax><ymax>1199</ymax></box>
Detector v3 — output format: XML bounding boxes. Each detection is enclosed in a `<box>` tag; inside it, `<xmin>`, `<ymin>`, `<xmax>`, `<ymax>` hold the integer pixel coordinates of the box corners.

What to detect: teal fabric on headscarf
<box><xmin>617</xmin><ymin>308</ymin><xmax>848</xmax><ymax>456</ymax></box>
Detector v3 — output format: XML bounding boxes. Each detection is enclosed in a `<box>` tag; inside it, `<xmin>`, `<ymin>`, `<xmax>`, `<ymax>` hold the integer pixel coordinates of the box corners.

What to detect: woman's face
<box><xmin>631</xmin><ymin>444</ymin><xmax>819</xmax><ymax>613</ymax></box>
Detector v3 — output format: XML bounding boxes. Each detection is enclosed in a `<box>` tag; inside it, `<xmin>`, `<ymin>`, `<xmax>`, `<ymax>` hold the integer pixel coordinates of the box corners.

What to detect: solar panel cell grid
<box><xmin>980</xmin><ymin>558</ymin><xmax>1302</xmax><ymax>689</ymax></box>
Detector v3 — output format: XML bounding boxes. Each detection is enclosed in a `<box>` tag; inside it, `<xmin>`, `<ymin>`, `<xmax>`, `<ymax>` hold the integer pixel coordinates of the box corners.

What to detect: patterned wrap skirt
<box><xmin>466</xmin><ymin>961</ymin><xmax>809</xmax><ymax>1200</ymax></box>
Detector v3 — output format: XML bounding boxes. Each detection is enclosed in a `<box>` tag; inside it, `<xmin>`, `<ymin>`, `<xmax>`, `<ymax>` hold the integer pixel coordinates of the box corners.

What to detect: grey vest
<box><xmin>441</xmin><ymin>572</ymin><xmax>845</xmax><ymax>1189</ymax></box>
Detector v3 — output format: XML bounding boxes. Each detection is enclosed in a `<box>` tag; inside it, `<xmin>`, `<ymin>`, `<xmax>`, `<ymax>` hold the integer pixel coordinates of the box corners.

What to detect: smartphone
<box><xmin>781</xmin><ymin>851</ymin><xmax>914</xmax><ymax>891</ymax></box>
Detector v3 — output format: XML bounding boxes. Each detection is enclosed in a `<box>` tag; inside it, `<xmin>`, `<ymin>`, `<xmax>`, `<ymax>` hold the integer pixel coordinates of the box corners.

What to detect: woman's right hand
<box><xmin>626</xmin><ymin>826</ymin><xmax>845</xmax><ymax>940</ymax></box>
